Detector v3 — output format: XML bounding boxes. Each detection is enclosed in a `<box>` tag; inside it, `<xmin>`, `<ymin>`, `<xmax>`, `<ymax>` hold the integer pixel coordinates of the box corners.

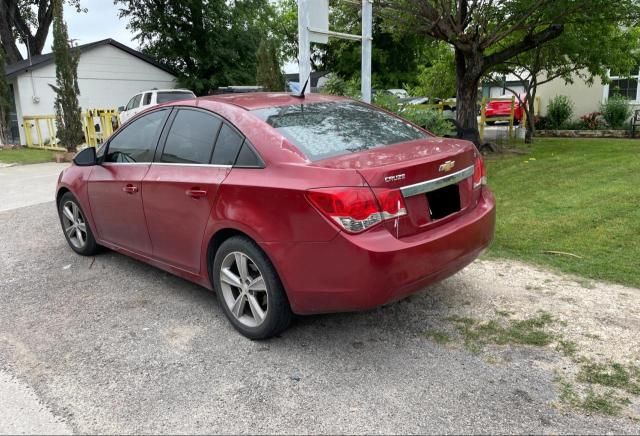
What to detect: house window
<box><xmin>608</xmin><ymin>66</ymin><xmax>640</xmax><ymax>101</ymax></box>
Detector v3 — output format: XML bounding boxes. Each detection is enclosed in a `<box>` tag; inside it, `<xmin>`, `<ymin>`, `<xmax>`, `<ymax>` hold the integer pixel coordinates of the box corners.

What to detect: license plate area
<box><xmin>426</xmin><ymin>184</ymin><xmax>461</xmax><ymax>220</ymax></box>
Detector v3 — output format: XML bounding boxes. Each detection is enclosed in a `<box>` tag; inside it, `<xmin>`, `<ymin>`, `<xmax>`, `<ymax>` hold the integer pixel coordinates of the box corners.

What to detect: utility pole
<box><xmin>361</xmin><ymin>0</ymin><xmax>372</xmax><ymax>103</ymax></box>
<box><xmin>297</xmin><ymin>0</ymin><xmax>311</xmax><ymax>94</ymax></box>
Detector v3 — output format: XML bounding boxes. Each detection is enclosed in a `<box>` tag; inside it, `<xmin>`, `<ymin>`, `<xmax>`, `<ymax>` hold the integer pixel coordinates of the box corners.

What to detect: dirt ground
<box><xmin>424</xmin><ymin>258</ymin><xmax>640</xmax><ymax>419</ymax></box>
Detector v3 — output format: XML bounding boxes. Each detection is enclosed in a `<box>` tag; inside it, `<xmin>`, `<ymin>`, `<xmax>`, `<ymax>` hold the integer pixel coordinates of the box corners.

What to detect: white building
<box><xmin>4</xmin><ymin>39</ymin><xmax>177</xmax><ymax>145</ymax></box>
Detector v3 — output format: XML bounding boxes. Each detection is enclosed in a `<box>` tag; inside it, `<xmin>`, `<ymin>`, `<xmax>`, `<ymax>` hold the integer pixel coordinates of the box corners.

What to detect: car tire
<box><xmin>486</xmin><ymin>121</ymin><xmax>496</xmax><ymax>126</ymax></box>
<box><xmin>213</xmin><ymin>236</ymin><xmax>292</xmax><ymax>339</ymax></box>
<box><xmin>58</xmin><ymin>192</ymin><xmax>100</xmax><ymax>256</ymax></box>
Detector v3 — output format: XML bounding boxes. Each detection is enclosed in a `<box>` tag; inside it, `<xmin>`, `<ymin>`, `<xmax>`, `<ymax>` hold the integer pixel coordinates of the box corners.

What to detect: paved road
<box><xmin>0</xmin><ymin>164</ymin><xmax>636</xmax><ymax>434</ymax></box>
<box><xmin>0</xmin><ymin>163</ymin><xmax>68</xmax><ymax>212</ymax></box>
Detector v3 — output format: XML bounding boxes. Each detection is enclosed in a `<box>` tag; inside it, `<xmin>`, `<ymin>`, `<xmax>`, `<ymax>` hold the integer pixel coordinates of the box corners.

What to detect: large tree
<box><xmin>116</xmin><ymin>0</ymin><xmax>276</xmax><ymax>95</ymax></box>
<box><xmin>489</xmin><ymin>24</ymin><xmax>640</xmax><ymax>142</ymax></box>
<box><xmin>256</xmin><ymin>39</ymin><xmax>285</xmax><ymax>91</ymax></box>
<box><xmin>0</xmin><ymin>47</ymin><xmax>11</xmax><ymax>145</ymax></box>
<box><xmin>383</xmin><ymin>0</ymin><xmax>640</xmax><ymax>145</ymax></box>
<box><xmin>50</xmin><ymin>0</ymin><xmax>83</xmax><ymax>152</ymax></box>
<box><xmin>0</xmin><ymin>0</ymin><xmax>84</xmax><ymax>64</ymax></box>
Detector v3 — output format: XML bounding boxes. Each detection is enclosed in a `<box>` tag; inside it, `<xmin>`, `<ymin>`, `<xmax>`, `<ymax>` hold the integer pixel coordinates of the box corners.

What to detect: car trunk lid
<box><xmin>312</xmin><ymin>137</ymin><xmax>480</xmax><ymax>238</ymax></box>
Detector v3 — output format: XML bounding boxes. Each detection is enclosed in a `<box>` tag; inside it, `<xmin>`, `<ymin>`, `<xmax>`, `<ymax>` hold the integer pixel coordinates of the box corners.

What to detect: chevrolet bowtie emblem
<box><xmin>439</xmin><ymin>160</ymin><xmax>455</xmax><ymax>172</ymax></box>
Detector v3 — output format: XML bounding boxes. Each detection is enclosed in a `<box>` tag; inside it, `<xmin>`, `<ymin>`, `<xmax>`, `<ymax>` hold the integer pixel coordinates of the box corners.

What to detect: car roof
<box><xmin>202</xmin><ymin>92</ymin><xmax>348</xmax><ymax>110</ymax></box>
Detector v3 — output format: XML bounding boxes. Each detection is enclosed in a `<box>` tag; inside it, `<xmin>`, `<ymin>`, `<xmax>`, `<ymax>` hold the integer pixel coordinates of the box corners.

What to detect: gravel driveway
<box><xmin>0</xmin><ymin>167</ymin><xmax>638</xmax><ymax>434</ymax></box>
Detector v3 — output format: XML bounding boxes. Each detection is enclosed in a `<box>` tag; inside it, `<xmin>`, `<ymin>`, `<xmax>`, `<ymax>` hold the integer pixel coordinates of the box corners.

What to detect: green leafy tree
<box><xmin>256</xmin><ymin>40</ymin><xmax>285</xmax><ymax>91</ymax></box>
<box><xmin>384</xmin><ymin>0</ymin><xmax>640</xmax><ymax>146</ymax></box>
<box><xmin>116</xmin><ymin>0</ymin><xmax>276</xmax><ymax>95</ymax></box>
<box><xmin>273</xmin><ymin>0</ymin><xmax>430</xmax><ymax>89</ymax></box>
<box><xmin>489</xmin><ymin>23</ymin><xmax>640</xmax><ymax>142</ymax></box>
<box><xmin>0</xmin><ymin>0</ymin><xmax>85</xmax><ymax>64</ymax></box>
<box><xmin>50</xmin><ymin>0</ymin><xmax>83</xmax><ymax>152</ymax></box>
<box><xmin>410</xmin><ymin>42</ymin><xmax>456</xmax><ymax>99</ymax></box>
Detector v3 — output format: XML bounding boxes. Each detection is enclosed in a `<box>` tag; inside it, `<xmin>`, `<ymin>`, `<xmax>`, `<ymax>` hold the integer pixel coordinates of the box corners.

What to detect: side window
<box><xmin>234</xmin><ymin>140</ymin><xmax>264</xmax><ymax>168</ymax></box>
<box><xmin>212</xmin><ymin>124</ymin><xmax>243</xmax><ymax>165</ymax></box>
<box><xmin>125</xmin><ymin>96</ymin><xmax>137</xmax><ymax>111</ymax></box>
<box><xmin>131</xmin><ymin>93</ymin><xmax>142</xmax><ymax>109</ymax></box>
<box><xmin>142</xmin><ymin>92</ymin><xmax>152</xmax><ymax>106</ymax></box>
<box><xmin>105</xmin><ymin>110</ymin><xmax>167</xmax><ymax>163</ymax></box>
<box><xmin>161</xmin><ymin>109</ymin><xmax>221</xmax><ymax>164</ymax></box>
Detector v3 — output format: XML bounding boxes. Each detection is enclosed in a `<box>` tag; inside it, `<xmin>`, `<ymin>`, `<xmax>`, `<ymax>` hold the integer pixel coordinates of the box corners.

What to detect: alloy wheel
<box><xmin>219</xmin><ymin>251</ymin><xmax>269</xmax><ymax>328</ymax></box>
<box><xmin>61</xmin><ymin>200</ymin><xmax>88</xmax><ymax>249</ymax></box>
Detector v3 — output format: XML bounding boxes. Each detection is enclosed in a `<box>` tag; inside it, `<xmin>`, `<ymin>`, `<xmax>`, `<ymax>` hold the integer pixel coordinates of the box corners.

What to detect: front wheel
<box><xmin>212</xmin><ymin>236</ymin><xmax>292</xmax><ymax>339</ymax></box>
<box><xmin>58</xmin><ymin>192</ymin><xmax>99</xmax><ymax>256</ymax></box>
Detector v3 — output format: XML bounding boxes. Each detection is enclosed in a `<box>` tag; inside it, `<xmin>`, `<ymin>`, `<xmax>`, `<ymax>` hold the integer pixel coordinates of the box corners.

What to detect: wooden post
<box><xmin>508</xmin><ymin>95</ymin><xmax>515</xmax><ymax>140</ymax></box>
<box><xmin>480</xmin><ymin>97</ymin><xmax>487</xmax><ymax>142</ymax></box>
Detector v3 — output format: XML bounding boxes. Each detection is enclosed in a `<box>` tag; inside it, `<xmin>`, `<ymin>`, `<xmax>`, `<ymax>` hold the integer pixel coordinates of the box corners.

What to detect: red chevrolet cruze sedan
<box><xmin>56</xmin><ymin>93</ymin><xmax>495</xmax><ymax>339</ymax></box>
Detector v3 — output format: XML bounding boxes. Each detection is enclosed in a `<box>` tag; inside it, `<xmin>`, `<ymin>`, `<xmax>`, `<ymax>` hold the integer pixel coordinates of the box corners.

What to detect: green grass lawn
<box><xmin>0</xmin><ymin>147</ymin><xmax>57</xmax><ymax>165</ymax></box>
<box><xmin>485</xmin><ymin>137</ymin><xmax>640</xmax><ymax>288</ymax></box>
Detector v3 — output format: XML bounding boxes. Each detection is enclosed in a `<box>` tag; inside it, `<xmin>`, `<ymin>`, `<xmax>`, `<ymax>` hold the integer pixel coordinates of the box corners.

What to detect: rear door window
<box><xmin>251</xmin><ymin>101</ymin><xmax>427</xmax><ymax>161</ymax></box>
<box><xmin>142</xmin><ymin>92</ymin><xmax>152</xmax><ymax>106</ymax></box>
<box><xmin>160</xmin><ymin>109</ymin><xmax>221</xmax><ymax>164</ymax></box>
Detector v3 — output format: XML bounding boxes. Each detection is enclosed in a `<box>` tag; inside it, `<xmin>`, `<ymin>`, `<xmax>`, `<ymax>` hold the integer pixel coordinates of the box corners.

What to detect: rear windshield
<box><xmin>157</xmin><ymin>91</ymin><xmax>195</xmax><ymax>104</ymax></box>
<box><xmin>251</xmin><ymin>101</ymin><xmax>427</xmax><ymax>161</ymax></box>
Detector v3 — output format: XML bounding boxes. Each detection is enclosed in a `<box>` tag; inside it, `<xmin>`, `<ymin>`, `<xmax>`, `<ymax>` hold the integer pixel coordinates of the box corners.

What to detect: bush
<box><xmin>535</xmin><ymin>116</ymin><xmax>553</xmax><ymax>130</ymax></box>
<box><xmin>401</xmin><ymin>107</ymin><xmax>454</xmax><ymax>137</ymax></box>
<box><xmin>322</xmin><ymin>75</ymin><xmax>361</xmax><ymax>99</ymax></box>
<box><xmin>546</xmin><ymin>95</ymin><xmax>574</xmax><ymax>128</ymax></box>
<box><xmin>373</xmin><ymin>93</ymin><xmax>401</xmax><ymax>113</ymax></box>
<box><xmin>579</xmin><ymin>112</ymin><xmax>603</xmax><ymax>130</ymax></box>
<box><xmin>600</xmin><ymin>95</ymin><xmax>631</xmax><ymax>129</ymax></box>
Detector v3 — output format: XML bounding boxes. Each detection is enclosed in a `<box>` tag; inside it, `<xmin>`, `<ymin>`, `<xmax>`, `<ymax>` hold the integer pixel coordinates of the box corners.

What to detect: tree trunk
<box><xmin>525</xmin><ymin>86</ymin><xmax>538</xmax><ymax>144</ymax></box>
<box><xmin>0</xmin><ymin>0</ymin><xmax>23</xmax><ymax>64</ymax></box>
<box><xmin>455</xmin><ymin>48</ymin><xmax>482</xmax><ymax>146</ymax></box>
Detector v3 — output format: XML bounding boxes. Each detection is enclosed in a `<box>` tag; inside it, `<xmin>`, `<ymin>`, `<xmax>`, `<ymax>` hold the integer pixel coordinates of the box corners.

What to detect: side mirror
<box><xmin>118</xmin><ymin>106</ymin><xmax>125</xmax><ymax>112</ymax></box>
<box><xmin>73</xmin><ymin>147</ymin><xmax>97</xmax><ymax>166</ymax></box>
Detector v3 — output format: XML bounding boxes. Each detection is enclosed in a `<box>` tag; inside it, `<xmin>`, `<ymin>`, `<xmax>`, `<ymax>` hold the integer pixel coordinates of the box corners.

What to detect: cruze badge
<box><xmin>385</xmin><ymin>173</ymin><xmax>406</xmax><ymax>183</ymax></box>
<box><xmin>439</xmin><ymin>160</ymin><xmax>455</xmax><ymax>172</ymax></box>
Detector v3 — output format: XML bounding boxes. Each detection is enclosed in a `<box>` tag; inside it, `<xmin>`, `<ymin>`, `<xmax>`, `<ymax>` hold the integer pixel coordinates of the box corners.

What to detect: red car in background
<box><xmin>485</xmin><ymin>94</ymin><xmax>525</xmax><ymax>125</ymax></box>
<box><xmin>56</xmin><ymin>93</ymin><xmax>496</xmax><ymax>339</ymax></box>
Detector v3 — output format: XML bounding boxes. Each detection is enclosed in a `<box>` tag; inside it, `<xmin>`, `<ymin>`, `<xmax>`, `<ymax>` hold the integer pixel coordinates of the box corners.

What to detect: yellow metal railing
<box><xmin>479</xmin><ymin>96</ymin><xmax>541</xmax><ymax>142</ymax></box>
<box><xmin>83</xmin><ymin>108</ymin><xmax>120</xmax><ymax>147</ymax></box>
<box><xmin>22</xmin><ymin>108</ymin><xmax>120</xmax><ymax>150</ymax></box>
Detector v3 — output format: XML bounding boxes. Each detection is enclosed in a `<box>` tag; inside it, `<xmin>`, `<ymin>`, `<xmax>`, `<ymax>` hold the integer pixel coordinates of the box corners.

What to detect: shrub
<box><xmin>579</xmin><ymin>112</ymin><xmax>602</xmax><ymax>130</ymax></box>
<box><xmin>600</xmin><ymin>95</ymin><xmax>631</xmax><ymax>129</ymax></box>
<box><xmin>373</xmin><ymin>93</ymin><xmax>401</xmax><ymax>113</ymax></box>
<box><xmin>322</xmin><ymin>75</ymin><xmax>348</xmax><ymax>96</ymax></box>
<box><xmin>535</xmin><ymin>116</ymin><xmax>553</xmax><ymax>130</ymax></box>
<box><xmin>546</xmin><ymin>95</ymin><xmax>574</xmax><ymax>128</ymax></box>
<box><xmin>401</xmin><ymin>107</ymin><xmax>454</xmax><ymax>137</ymax></box>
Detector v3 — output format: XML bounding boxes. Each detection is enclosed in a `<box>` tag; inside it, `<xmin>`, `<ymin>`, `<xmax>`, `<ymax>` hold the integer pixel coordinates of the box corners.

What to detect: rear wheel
<box><xmin>58</xmin><ymin>192</ymin><xmax>99</xmax><ymax>256</ymax></box>
<box><xmin>212</xmin><ymin>236</ymin><xmax>292</xmax><ymax>339</ymax></box>
<box><xmin>486</xmin><ymin>120</ymin><xmax>496</xmax><ymax>126</ymax></box>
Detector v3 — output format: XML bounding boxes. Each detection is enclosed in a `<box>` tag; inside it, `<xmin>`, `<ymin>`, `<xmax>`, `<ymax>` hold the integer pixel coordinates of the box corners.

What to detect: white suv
<box><xmin>118</xmin><ymin>89</ymin><xmax>196</xmax><ymax>124</ymax></box>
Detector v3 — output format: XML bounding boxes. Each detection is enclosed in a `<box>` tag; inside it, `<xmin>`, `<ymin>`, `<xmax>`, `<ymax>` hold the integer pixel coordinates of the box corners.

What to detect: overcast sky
<box><xmin>18</xmin><ymin>0</ymin><xmax>298</xmax><ymax>73</ymax></box>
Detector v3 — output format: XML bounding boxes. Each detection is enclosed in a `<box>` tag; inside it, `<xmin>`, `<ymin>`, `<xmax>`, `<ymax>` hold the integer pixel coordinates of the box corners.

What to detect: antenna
<box><xmin>291</xmin><ymin>75</ymin><xmax>310</xmax><ymax>98</ymax></box>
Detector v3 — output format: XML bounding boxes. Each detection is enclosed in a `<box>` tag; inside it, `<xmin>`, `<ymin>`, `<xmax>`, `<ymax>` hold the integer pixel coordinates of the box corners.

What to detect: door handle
<box><xmin>185</xmin><ymin>188</ymin><xmax>207</xmax><ymax>199</ymax></box>
<box><xmin>122</xmin><ymin>184</ymin><xmax>138</xmax><ymax>194</ymax></box>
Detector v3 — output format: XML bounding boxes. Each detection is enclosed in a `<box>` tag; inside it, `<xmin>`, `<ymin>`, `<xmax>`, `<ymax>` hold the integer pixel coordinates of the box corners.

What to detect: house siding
<box><xmin>536</xmin><ymin>73</ymin><xmax>605</xmax><ymax>119</ymax></box>
<box><xmin>12</xmin><ymin>43</ymin><xmax>176</xmax><ymax>145</ymax></box>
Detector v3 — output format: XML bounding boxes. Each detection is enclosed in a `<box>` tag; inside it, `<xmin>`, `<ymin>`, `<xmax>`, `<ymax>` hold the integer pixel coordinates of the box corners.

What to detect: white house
<box><xmin>4</xmin><ymin>39</ymin><xmax>177</xmax><ymax>145</ymax></box>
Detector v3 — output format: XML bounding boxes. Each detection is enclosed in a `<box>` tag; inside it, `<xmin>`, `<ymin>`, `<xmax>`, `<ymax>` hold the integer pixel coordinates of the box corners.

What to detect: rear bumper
<box><xmin>264</xmin><ymin>187</ymin><xmax>496</xmax><ymax>315</ymax></box>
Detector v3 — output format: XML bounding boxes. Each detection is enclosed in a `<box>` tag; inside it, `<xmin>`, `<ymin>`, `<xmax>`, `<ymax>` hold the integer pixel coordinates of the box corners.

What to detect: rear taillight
<box><xmin>306</xmin><ymin>187</ymin><xmax>407</xmax><ymax>234</ymax></box>
<box><xmin>473</xmin><ymin>155</ymin><xmax>487</xmax><ymax>188</ymax></box>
